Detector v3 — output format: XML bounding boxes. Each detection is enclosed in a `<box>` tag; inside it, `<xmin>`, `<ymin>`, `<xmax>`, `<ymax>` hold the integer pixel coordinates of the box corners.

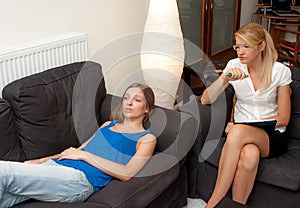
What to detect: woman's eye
<box><xmin>244</xmin><ymin>45</ymin><xmax>250</xmax><ymax>49</ymax></box>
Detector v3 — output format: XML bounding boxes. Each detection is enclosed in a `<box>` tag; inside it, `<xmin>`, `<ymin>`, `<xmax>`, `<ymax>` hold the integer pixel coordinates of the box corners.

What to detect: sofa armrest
<box><xmin>178</xmin><ymin>96</ymin><xmax>211</xmax><ymax>161</ymax></box>
<box><xmin>87</xmin><ymin>153</ymin><xmax>180</xmax><ymax>208</ymax></box>
<box><xmin>0</xmin><ymin>99</ymin><xmax>23</xmax><ymax>161</ymax></box>
<box><xmin>178</xmin><ymin>86</ymin><xmax>234</xmax><ymax>163</ymax></box>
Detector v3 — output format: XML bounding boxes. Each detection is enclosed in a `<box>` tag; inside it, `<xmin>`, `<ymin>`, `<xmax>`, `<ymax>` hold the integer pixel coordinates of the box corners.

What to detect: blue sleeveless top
<box><xmin>53</xmin><ymin>120</ymin><xmax>151</xmax><ymax>192</ymax></box>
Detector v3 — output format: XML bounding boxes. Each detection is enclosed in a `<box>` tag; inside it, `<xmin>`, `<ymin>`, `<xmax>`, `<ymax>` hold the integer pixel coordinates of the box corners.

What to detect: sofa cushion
<box><xmin>2</xmin><ymin>61</ymin><xmax>106</xmax><ymax>159</ymax></box>
<box><xmin>100</xmin><ymin>94</ymin><xmax>197</xmax><ymax>157</ymax></box>
<box><xmin>254</xmin><ymin>69</ymin><xmax>300</xmax><ymax>190</ymax></box>
<box><xmin>256</xmin><ymin>138</ymin><xmax>300</xmax><ymax>191</ymax></box>
<box><xmin>291</xmin><ymin>79</ymin><xmax>300</xmax><ymax>115</ymax></box>
<box><xmin>291</xmin><ymin>67</ymin><xmax>300</xmax><ymax>118</ymax></box>
<box><xmin>286</xmin><ymin>115</ymin><xmax>300</xmax><ymax>139</ymax></box>
<box><xmin>14</xmin><ymin>201</ymin><xmax>108</xmax><ymax>208</ymax></box>
<box><xmin>0</xmin><ymin>99</ymin><xmax>23</xmax><ymax>161</ymax></box>
<box><xmin>255</xmin><ymin>68</ymin><xmax>300</xmax><ymax>190</ymax></box>
<box><xmin>286</xmin><ymin>76</ymin><xmax>300</xmax><ymax>140</ymax></box>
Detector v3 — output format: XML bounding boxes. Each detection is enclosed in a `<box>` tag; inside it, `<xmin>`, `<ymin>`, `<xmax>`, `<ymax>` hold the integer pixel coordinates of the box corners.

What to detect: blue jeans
<box><xmin>0</xmin><ymin>160</ymin><xmax>94</xmax><ymax>208</ymax></box>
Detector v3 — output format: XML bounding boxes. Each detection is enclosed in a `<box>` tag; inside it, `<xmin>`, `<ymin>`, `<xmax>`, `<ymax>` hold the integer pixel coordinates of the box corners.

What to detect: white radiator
<box><xmin>0</xmin><ymin>32</ymin><xmax>88</xmax><ymax>95</ymax></box>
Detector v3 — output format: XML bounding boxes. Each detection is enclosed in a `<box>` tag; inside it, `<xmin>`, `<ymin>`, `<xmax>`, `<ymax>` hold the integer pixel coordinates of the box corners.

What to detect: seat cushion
<box><xmin>2</xmin><ymin>61</ymin><xmax>106</xmax><ymax>159</ymax></box>
<box><xmin>0</xmin><ymin>99</ymin><xmax>23</xmax><ymax>161</ymax></box>
<box><xmin>256</xmin><ymin>138</ymin><xmax>300</xmax><ymax>191</ymax></box>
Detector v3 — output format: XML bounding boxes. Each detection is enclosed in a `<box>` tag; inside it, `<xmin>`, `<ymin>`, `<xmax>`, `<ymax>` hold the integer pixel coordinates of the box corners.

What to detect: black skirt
<box><xmin>266</xmin><ymin>130</ymin><xmax>287</xmax><ymax>158</ymax></box>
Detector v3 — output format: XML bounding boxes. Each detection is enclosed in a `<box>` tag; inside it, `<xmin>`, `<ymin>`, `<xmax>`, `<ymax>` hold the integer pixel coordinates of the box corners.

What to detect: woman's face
<box><xmin>122</xmin><ymin>87</ymin><xmax>148</xmax><ymax>121</ymax></box>
<box><xmin>235</xmin><ymin>36</ymin><xmax>264</xmax><ymax>65</ymax></box>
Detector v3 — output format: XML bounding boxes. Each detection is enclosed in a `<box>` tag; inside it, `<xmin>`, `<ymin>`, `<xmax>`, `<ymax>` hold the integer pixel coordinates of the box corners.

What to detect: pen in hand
<box><xmin>225</xmin><ymin>73</ymin><xmax>249</xmax><ymax>78</ymax></box>
<box><xmin>226</xmin><ymin>73</ymin><xmax>232</xmax><ymax>77</ymax></box>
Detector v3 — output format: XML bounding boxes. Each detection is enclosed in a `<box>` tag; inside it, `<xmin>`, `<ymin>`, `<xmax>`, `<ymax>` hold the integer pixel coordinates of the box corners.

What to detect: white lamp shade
<box><xmin>141</xmin><ymin>0</ymin><xmax>185</xmax><ymax>109</ymax></box>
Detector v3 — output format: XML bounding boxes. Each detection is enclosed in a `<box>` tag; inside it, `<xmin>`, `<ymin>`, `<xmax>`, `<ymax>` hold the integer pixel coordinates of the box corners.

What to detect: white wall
<box><xmin>0</xmin><ymin>0</ymin><xmax>260</xmax><ymax>51</ymax></box>
<box><xmin>0</xmin><ymin>0</ymin><xmax>149</xmax><ymax>55</ymax></box>
<box><xmin>0</xmin><ymin>0</ymin><xmax>258</xmax><ymax>94</ymax></box>
<box><xmin>240</xmin><ymin>0</ymin><xmax>259</xmax><ymax>27</ymax></box>
<box><xmin>0</xmin><ymin>0</ymin><xmax>150</xmax><ymax>94</ymax></box>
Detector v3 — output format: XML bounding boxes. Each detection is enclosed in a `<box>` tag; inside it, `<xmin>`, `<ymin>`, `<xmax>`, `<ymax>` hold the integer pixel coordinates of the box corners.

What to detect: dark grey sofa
<box><xmin>185</xmin><ymin>66</ymin><xmax>300</xmax><ymax>208</ymax></box>
<box><xmin>0</xmin><ymin>61</ymin><xmax>198</xmax><ymax>208</ymax></box>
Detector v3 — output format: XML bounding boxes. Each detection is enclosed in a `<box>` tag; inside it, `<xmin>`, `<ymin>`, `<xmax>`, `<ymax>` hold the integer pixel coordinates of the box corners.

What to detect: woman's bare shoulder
<box><xmin>139</xmin><ymin>133</ymin><xmax>156</xmax><ymax>143</ymax></box>
<box><xmin>100</xmin><ymin>120</ymin><xmax>112</xmax><ymax>128</ymax></box>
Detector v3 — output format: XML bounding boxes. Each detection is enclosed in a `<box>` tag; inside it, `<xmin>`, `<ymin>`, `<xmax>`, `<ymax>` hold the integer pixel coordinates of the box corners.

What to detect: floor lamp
<box><xmin>141</xmin><ymin>0</ymin><xmax>185</xmax><ymax>109</ymax></box>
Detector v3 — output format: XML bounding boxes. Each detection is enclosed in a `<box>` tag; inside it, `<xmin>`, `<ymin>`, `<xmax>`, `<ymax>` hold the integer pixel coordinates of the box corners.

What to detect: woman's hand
<box><xmin>57</xmin><ymin>147</ymin><xmax>87</xmax><ymax>161</ymax></box>
<box><xmin>225</xmin><ymin>122</ymin><xmax>234</xmax><ymax>135</ymax></box>
<box><xmin>223</xmin><ymin>67</ymin><xmax>249</xmax><ymax>81</ymax></box>
<box><xmin>24</xmin><ymin>158</ymin><xmax>44</xmax><ymax>164</ymax></box>
<box><xmin>201</xmin><ymin>67</ymin><xmax>248</xmax><ymax>105</ymax></box>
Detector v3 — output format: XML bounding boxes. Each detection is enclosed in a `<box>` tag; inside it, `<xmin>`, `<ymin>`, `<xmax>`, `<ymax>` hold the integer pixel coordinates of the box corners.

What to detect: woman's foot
<box><xmin>186</xmin><ymin>198</ymin><xmax>207</xmax><ymax>208</ymax></box>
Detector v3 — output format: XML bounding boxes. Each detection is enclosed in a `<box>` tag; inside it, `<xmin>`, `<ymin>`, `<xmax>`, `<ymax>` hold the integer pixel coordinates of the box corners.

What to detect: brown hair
<box><xmin>110</xmin><ymin>83</ymin><xmax>155</xmax><ymax>123</ymax></box>
<box><xmin>235</xmin><ymin>23</ymin><xmax>277</xmax><ymax>92</ymax></box>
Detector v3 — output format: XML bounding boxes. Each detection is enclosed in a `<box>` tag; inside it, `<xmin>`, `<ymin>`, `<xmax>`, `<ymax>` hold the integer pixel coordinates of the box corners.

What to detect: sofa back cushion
<box><xmin>286</xmin><ymin>68</ymin><xmax>300</xmax><ymax>139</ymax></box>
<box><xmin>0</xmin><ymin>99</ymin><xmax>23</xmax><ymax>161</ymax></box>
<box><xmin>99</xmin><ymin>94</ymin><xmax>197</xmax><ymax>157</ymax></box>
<box><xmin>2</xmin><ymin>61</ymin><xmax>106</xmax><ymax>159</ymax></box>
<box><xmin>256</xmin><ymin>67</ymin><xmax>300</xmax><ymax>191</ymax></box>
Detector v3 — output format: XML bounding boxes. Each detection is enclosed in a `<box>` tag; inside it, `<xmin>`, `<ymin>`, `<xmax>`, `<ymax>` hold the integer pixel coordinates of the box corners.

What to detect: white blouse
<box><xmin>223</xmin><ymin>58</ymin><xmax>292</xmax><ymax>132</ymax></box>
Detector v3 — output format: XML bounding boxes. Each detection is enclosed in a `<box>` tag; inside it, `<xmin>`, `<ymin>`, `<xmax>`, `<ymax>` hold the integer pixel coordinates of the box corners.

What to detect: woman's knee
<box><xmin>227</xmin><ymin>124</ymin><xmax>267</xmax><ymax>147</ymax></box>
<box><xmin>226</xmin><ymin>124</ymin><xmax>249</xmax><ymax>143</ymax></box>
<box><xmin>238</xmin><ymin>144</ymin><xmax>260</xmax><ymax>171</ymax></box>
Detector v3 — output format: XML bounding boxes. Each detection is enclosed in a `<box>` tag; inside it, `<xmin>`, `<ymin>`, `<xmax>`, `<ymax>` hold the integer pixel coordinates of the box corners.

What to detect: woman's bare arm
<box><xmin>264</xmin><ymin>84</ymin><xmax>291</xmax><ymax>127</ymax></box>
<box><xmin>201</xmin><ymin>73</ymin><xmax>230</xmax><ymax>104</ymax></box>
<box><xmin>58</xmin><ymin>133</ymin><xmax>157</xmax><ymax>181</ymax></box>
<box><xmin>24</xmin><ymin>154</ymin><xmax>60</xmax><ymax>164</ymax></box>
<box><xmin>201</xmin><ymin>68</ymin><xmax>248</xmax><ymax>105</ymax></box>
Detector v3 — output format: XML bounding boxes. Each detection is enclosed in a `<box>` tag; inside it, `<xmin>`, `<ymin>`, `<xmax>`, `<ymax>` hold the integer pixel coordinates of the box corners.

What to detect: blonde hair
<box><xmin>110</xmin><ymin>83</ymin><xmax>155</xmax><ymax>124</ymax></box>
<box><xmin>235</xmin><ymin>23</ymin><xmax>278</xmax><ymax>92</ymax></box>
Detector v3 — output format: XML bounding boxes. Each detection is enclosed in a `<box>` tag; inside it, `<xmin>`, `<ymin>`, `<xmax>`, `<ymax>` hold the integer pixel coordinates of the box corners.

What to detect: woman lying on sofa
<box><xmin>0</xmin><ymin>83</ymin><xmax>157</xmax><ymax>208</ymax></box>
